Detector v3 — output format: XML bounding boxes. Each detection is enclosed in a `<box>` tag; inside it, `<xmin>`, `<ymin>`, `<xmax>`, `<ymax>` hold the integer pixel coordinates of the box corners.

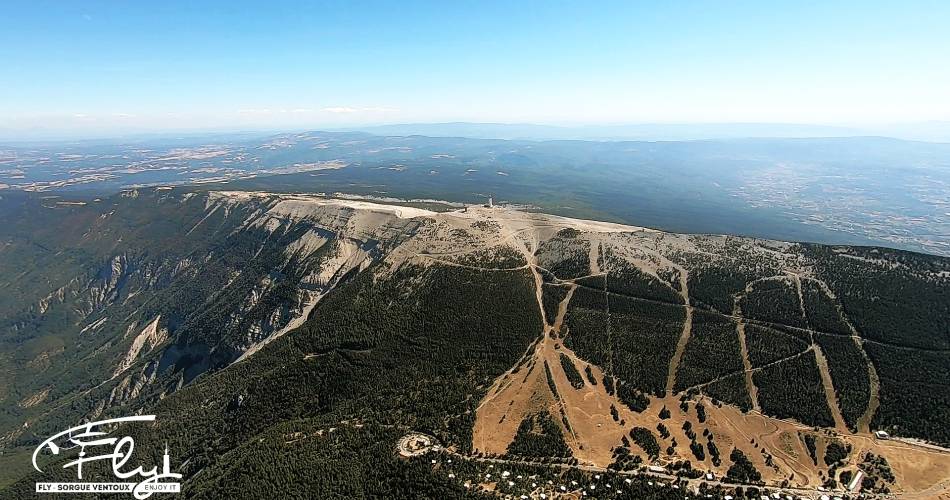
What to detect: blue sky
<box><xmin>2</xmin><ymin>1</ymin><xmax>949</xmax><ymax>135</ymax></box>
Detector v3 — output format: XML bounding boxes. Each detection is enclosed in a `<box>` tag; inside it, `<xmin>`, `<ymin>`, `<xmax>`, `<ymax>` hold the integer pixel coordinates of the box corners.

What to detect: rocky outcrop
<box><xmin>113</xmin><ymin>316</ymin><xmax>167</xmax><ymax>378</ymax></box>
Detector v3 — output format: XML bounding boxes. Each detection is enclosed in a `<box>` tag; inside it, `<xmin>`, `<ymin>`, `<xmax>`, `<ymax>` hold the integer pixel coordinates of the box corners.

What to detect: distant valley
<box><xmin>1</xmin><ymin>131</ymin><xmax>948</xmax><ymax>256</ymax></box>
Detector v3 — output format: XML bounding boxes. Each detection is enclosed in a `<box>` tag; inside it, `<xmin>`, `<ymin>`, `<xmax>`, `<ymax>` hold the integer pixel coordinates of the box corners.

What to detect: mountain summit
<box><xmin>1</xmin><ymin>188</ymin><xmax>947</xmax><ymax>497</ymax></box>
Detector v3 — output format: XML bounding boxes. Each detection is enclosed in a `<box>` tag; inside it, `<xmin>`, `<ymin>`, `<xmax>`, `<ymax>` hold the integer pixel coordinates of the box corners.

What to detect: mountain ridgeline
<box><xmin>0</xmin><ymin>188</ymin><xmax>947</xmax><ymax>497</ymax></box>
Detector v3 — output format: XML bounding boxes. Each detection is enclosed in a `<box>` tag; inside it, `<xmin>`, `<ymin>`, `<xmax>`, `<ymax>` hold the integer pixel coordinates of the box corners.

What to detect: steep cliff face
<box><xmin>0</xmin><ymin>189</ymin><xmax>425</xmax><ymax>443</ymax></box>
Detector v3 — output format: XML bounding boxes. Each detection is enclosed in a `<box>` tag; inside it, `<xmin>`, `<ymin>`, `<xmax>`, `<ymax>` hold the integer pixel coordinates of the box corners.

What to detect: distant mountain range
<box><xmin>4</xmin><ymin>120</ymin><xmax>950</xmax><ymax>143</ymax></box>
<box><xmin>343</xmin><ymin>121</ymin><xmax>950</xmax><ymax>143</ymax></box>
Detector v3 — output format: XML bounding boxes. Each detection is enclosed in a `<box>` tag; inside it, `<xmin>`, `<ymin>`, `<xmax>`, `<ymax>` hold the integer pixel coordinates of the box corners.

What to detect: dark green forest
<box><xmin>6</xmin><ymin>258</ymin><xmax>545</xmax><ymax>497</ymax></box>
<box><xmin>559</xmin><ymin>353</ymin><xmax>586</xmax><ymax>389</ymax></box>
<box><xmin>800</xmin><ymin>279</ymin><xmax>851</xmax><ymax>335</ymax></box>
<box><xmin>725</xmin><ymin>449</ymin><xmax>762</xmax><ymax>484</ymax></box>
<box><xmin>866</xmin><ymin>342</ymin><xmax>950</xmax><ymax>444</ymax></box>
<box><xmin>738</xmin><ymin>278</ymin><xmax>806</xmax><ymax>329</ymax></box>
<box><xmin>815</xmin><ymin>334</ymin><xmax>871</xmax><ymax>430</ymax></box>
<box><xmin>702</xmin><ymin>373</ymin><xmax>752</xmax><ymax>412</ymax></box>
<box><xmin>744</xmin><ymin>324</ymin><xmax>809</xmax><ymax>368</ymax></box>
<box><xmin>673</xmin><ymin>311</ymin><xmax>743</xmax><ymax>392</ymax></box>
<box><xmin>629</xmin><ymin>427</ymin><xmax>661</xmax><ymax>460</ymax></box>
<box><xmin>564</xmin><ymin>278</ymin><xmax>685</xmax><ymax>397</ymax></box>
<box><xmin>541</xmin><ymin>283</ymin><xmax>570</xmax><ymax>326</ymax></box>
<box><xmin>506</xmin><ymin>412</ymin><xmax>573</xmax><ymax>458</ymax></box>
<box><xmin>752</xmin><ymin>351</ymin><xmax>835</xmax><ymax>427</ymax></box>
<box><xmin>603</xmin><ymin>251</ymin><xmax>683</xmax><ymax>305</ymax></box>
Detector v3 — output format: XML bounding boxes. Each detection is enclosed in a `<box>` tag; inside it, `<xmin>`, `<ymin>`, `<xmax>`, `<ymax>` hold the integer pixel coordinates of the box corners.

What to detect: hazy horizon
<box><xmin>4</xmin><ymin>120</ymin><xmax>950</xmax><ymax>144</ymax></box>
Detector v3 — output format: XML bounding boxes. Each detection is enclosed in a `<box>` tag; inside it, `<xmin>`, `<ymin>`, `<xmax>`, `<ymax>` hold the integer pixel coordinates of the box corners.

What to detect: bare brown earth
<box><xmin>458</xmin><ymin>206</ymin><xmax>950</xmax><ymax>497</ymax></box>
<box><xmin>475</xmin><ymin>314</ymin><xmax>950</xmax><ymax>495</ymax></box>
<box><xmin>812</xmin><ymin>344</ymin><xmax>849</xmax><ymax>432</ymax></box>
<box><xmin>733</xmin><ymin>299</ymin><xmax>761</xmax><ymax>412</ymax></box>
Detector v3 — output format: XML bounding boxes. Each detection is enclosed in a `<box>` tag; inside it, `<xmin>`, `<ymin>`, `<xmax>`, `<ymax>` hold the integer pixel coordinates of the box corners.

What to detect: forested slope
<box><xmin>1</xmin><ymin>188</ymin><xmax>947</xmax><ymax>496</ymax></box>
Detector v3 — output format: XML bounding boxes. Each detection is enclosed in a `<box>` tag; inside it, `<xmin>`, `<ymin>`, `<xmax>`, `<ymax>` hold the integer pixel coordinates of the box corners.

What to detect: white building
<box><xmin>848</xmin><ymin>470</ymin><xmax>865</xmax><ymax>492</ymax></box>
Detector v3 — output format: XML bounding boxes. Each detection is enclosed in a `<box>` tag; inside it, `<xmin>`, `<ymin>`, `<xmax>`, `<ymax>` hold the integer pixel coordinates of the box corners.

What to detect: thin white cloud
<box><xmin>237</xmin><ymin>108</ymin><xmax>322</xmax><ymax>114</ymax></box>
<box><xmin>322</xmin><ymin>106</ymin><xmax>398</xmax><ymax>114</ymax></box>
<box><xmin>237</xmin><ymin>108</ymin><xmax>274</xmax><ymax>115</ymax></box>
<box><xmin>322</xmin><ymin>106</ymin><xmax>359</xmax><ymax>114</ymax></box>
<box><xmin>237</xmin><ymin>106</ymin><xmax>396</xmax><ymax>115</ymax></box>
<box><xmin>360</xmin><ymin>106</ymin><xmax>398</xmax><ymax>113</ymax></box>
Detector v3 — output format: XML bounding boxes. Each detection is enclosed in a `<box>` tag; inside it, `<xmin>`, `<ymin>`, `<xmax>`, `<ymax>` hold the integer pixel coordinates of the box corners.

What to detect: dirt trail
<box><xmin>473</xmin><ymin>222</ymin><xmax>586</xmax><ymax>453</ymax></box>
<box><xmin>512</xmin><ymin>223</ymin><xmax>546</xmax><ymax>327</ymax></box>
<box><xmin>789</xmin><ymin>272</ymin><xmax>809</xmax><ymax>329</ymax></box>
<box><xmin>587</xmin><ymin>239</ymin><xmax>616</xmax><ymax>376</ymax></box>
<box><xmin>745</xmin><ymin>273</ymin><xmax>847</xmax><ymax>431</ymax></box>
<box><xmin>812</xmin><ymin>344</ymin><xmax>849</xmax><ymax>431</ymax></box>
<box><xmin>687</xmin><ymin>347</ymin><xmax>813</xmax><ymax>393</ymax></box>
<box><xmin>473</xmin><ymin>245</ymin><xmax>671</xmax><ymax>465</ymax></box>
<box><xmin>469</xmin><ymin>230</ymin><xmax>949</xmax><ymax>495</ymax></box>
<box><xmin>901</xmin><ymin>477</ymin><xmax>950</xmax><ymax>500</ymax></box>
<box><xmin>520</xmin><ymin>272</ymin><xmax>582</xmax><ymax>444</ymax></box>
<box><xmin>603</xmin><ymin>272</ymin><xmax>615</xmax><ymax>377</ymax></box>
<box><xmin>809</xmin><ymin>276</ymin><xmax>881</xmax><ymax>433</ymax></box>
<box><xmin>733</xmin><ymin>297</ymin><xmax>760</xmax><ymax>412</ymax></box>
<box><xmin>858</xmin><ymin>353</ymin><xmax>881</xmax><ymax>433</ymax></box>
<box><xmin>707</xmin><ymin>401</ymin><xmax>818</xmax><ymax>484</ymax></box>
<box><xmin>415</xmin><ymin>253</ymin><xmax>531</xmax><ymax>272</ymax></box>
<box><xmin>552</xmin><ymin>284</ymin><xmax>577</xmax><ymax>334</ymax></box>
<box><xmin>588</xmin><ymin>240</ymin><xmax>602</xmax><ymax>275</ymax></box>
<box><xmin>530</xmin><ymin>266</ymin><xmax>548</xmax><ymax>326</ymax></box>
<box><xmin>664</xmin><ymin>267</ymin><xmax>692</xmax><ymax>396</ymax></box>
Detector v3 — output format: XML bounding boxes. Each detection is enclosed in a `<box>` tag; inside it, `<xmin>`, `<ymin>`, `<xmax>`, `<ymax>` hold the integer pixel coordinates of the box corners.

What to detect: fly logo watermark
<box><xmin>32</xmin><ymin>415</ymin><xmax>182</xmax><ymax>498</ymax></box>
